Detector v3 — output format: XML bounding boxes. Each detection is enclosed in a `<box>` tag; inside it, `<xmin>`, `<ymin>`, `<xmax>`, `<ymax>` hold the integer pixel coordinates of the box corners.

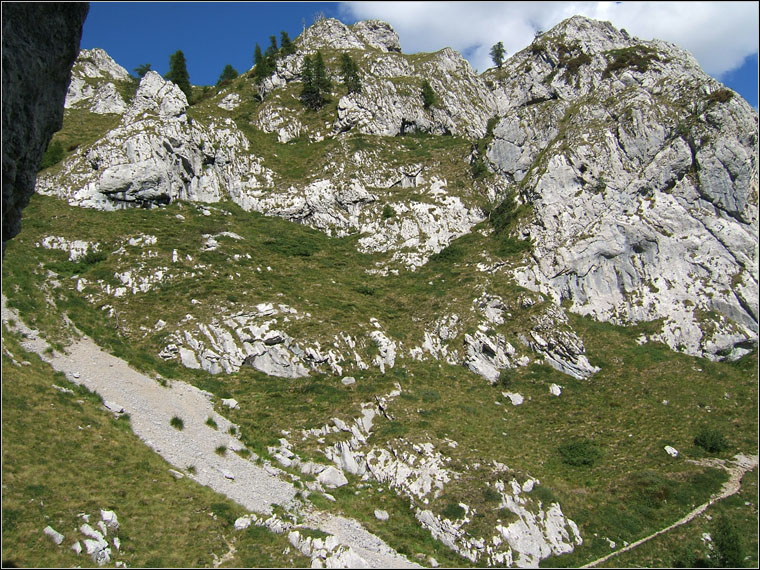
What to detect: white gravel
<box><xmin>2</xmin><ymin>296</ymin><xmax>421</xmax><ymax>569</ymax></box>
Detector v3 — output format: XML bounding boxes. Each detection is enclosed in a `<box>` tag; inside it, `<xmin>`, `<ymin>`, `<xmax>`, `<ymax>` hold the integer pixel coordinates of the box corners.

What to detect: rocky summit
<box><xmin>3</xmin><ymin>14</ymin><xmax>758</xmax><ymax>570</ymax></box>
<box><xmin>36</xmin><ymin>16</ymin><xmax>758</xmax><ymax>363</ymax></box>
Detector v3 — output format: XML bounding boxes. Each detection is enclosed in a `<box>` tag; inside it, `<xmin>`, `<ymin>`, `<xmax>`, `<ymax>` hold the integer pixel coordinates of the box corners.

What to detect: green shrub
<box><xmin>215</xmin><ymin>445</ymin><xmax>227</xmax><ymax>456</ymax></box>
<box><xmin>603</xmin><ymin>45</ymin><xmax>663</xmax><ymax>78</ymax></box>
<box><xmin>210</xmin><ymin>502</ymin><xmax>239</xmax><ymax>525</ymax></box>
<box><xmin>471</xmin><ymin>156</ymin><xmax>489</xmax><ymax>179</ymax></box>
<box><xmin>170</xmin><ymin>416</ymin><xmax>184</xmax><ymax>430</ymax></box>
<box><xmin>421</xmin><ymin>80</ymin><xmax>436</xmax><ymax>109</ymax></box>
<box><xmin>206</xmin><ymin>417</ymin><xmax>218</xmax><ymax>430</ymax></box>
<box><xmin>39</xmin><ymin>139</ymin><xmax>65</xmax><ymax>171</ymax></box>
<box><xmin>441</xmin><ymin>502</ymin><xmax>466</xmax><ymax>520</ymax></box>
<box><xmin>694</xmin><ymin>426</ymin><xmax>728</xmax><ymax>453</ymax></box>
<box><xmin>707</xmin><ymin>88</ymin><xmax>734</xmax><ymax>105</ymax></box>
<box><xmin>429</xmin><ymin>242</ymin><xmax>465</xmax><ymax>264</ymax></box>
<box><xmin>382</xmin><ymin>204</ymin><xmax>396</xmax><ymax>219</ymax></box>
<box><xmin>483</xmin><ymin>487</ymin><xmax>501</xmax><ymax>503</ymax></box>
<box><xmin>80</xmin><ymin>249</ymin><xmax>107</xmax><ymax>266</ymax></box>
<box><xmin>557</xmin><ymin>438</ymin><xmax>602</xmax><ymax>467</ymax></box>
<box><xmin>712</xmin><ymin>515</ymin><xmax>745</xmax><ymax>567</ymax></box>
<box><xmin>355</xmin><ymin>285</ymin><xmax>375</xmax><ymax>296</ymax></box>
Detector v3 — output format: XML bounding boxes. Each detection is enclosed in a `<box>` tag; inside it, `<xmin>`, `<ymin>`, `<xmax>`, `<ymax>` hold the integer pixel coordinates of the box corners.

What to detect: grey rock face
<box><xmin>65</xmin><ymin>48</ymin><xmax>130</xmax><ymax>114</ymax></box>
<box><xmin>485</xmin><ymin>15</ymin><xmax>758</xmax><ymax>360</ymax></box>
<box><xmin>30</xmin><ymin>14</ymin><xmax>758</xmax><ymax>361</ymax></box>
<box><xmin>352</xmin><ymin>20</ymin><xmax>402</xmax><ymax>53</ymax></box>
<box><xmin>37</xmin><ymin>71</ymin><xmax>267</xmax><ymax>210</ymax></box>
<box><xmin>2</xmin><ymin>2</ymin><xmax>89</xmax><ymax>255</ymax></box>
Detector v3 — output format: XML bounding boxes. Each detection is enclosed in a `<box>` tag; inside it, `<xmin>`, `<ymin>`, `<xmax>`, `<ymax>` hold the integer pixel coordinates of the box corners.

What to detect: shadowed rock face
<box><xmin>2</xmin><ymin>2</ymin><xmax>89</xmax><ymax>256</ymax></box>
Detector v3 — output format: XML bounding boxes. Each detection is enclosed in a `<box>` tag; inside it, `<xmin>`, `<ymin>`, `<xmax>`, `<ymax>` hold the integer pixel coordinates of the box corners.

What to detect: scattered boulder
<box><xmin>43</xmin><ymin>525</ymin><xmax>64</xmax><ymax>545</ymax></box>
<box><xmin>222</xmin><ymin>398</ymin><xmax>239</xmax><ymax>410</ymax></box>
<box><xmin>317</xmin><ymin>466</ymin><xmax>348</xmax><ymax>489</ymax></box>
<box><xmin>664</xmin><ymin>445</ymin><xmax>679</xmax><ymax>458</ymax></box>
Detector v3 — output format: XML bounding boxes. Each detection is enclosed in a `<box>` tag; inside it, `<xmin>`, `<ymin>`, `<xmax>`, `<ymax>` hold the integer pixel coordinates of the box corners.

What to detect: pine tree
<box><xmin>165</xmin><ymin>50</ymin><xmax>192</xmax><ymax>100</ymax></box>
<box><xmin>265</xmin><ymin>35</ymin><xmax>278</xmax><ymax>59</ymax></box>
<box><xmin>313</xmin><ymin>51</ymin><xmax>331</xmax><ymax>94</ymax></box>
<box><xmin>299</xmin><ymin>51</ymin><xmax>330</xmax><ymax>110</ymax></box>
<box><xmin>216</xmin><ymin>64</ymin><xmax>239</xmax><ymax>85</ymax></box>
<box><xmin>280</xmin><ymin>31</ymin><xmax>295</xmax><ymax>55</ymax></box>
<box><xmin>134</xmin><ymin>63</ymin><xmax>152</xmax><ymax>79</ymax></box>
<box><xmin>421</xmin><ymin>80</ymin><xmax>436</xmax><ymax>109</ymax></box>
<box><xmin>490</xmin><ymin>41</ymin><xmax>506</xmax><ymax>68</ymax></box>
<box><xmin>340</xmin><ymin>53</ymin><xmax>361</xmax><ymax>94</ymax></box>
<box><xmin>253</xmin><ymin>43</ymin><xmax>271</xmax><ymax>84</ymax></box>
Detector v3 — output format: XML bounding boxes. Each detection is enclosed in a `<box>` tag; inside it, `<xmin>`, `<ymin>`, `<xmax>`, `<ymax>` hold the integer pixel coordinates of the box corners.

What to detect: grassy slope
<box><xmin>3</xmin><ymin>192</ymin><xmax>756</xmax><ymax>568</ymax></box>
<box><xmin>7</xmin><ymin>51</ymin><xmax>757</xmax><ymax>566</ymax></box>
<box><xmin>1</xmin><ymin>329</ymin><xmax>309</xmax><ymax>568</ymax></box>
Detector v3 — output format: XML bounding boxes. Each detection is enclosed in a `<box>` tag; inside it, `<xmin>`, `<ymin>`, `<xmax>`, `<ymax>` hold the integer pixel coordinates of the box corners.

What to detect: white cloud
<box><xmin>339</xmin><ymin>1</ymin><xmax>758</xmax><ymax>78</ymax></box>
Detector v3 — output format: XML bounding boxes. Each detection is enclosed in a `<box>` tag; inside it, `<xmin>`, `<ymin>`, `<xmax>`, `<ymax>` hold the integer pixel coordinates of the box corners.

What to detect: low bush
<box><xmin>694</xmin><ymin>426</ymin><xmax>728</xmax><ymax>453</ymax></box>
<box><xmin>557</xmin><ymin>437</ymin><xmax>602</xmax><ymax>467</ymax></box>
<box><xmin>441</xmin><ymin>502</ymin><xmax>466</xmax><ymax>520</ymax></box>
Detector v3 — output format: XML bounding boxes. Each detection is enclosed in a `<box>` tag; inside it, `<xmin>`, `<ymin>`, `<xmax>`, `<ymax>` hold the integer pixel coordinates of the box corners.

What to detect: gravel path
<box><xmin>582</xmin><ymin>453</ymin><xmax>758</xmax><ymax>568</ymax></box>
<box><xmin>2</xmin><ymin>297</ymin><xmax>421</xmax><ymax>568</ymax></box>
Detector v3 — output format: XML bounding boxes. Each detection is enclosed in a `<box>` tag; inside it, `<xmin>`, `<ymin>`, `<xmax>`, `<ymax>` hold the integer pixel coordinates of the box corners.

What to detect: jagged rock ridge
<box><xmin>482</xmin><ymin>15</ymin><xmax>758</xmax><ymax>360</ymax></box>
<box><xmin>36</xmin><ymin>15</ymin><xmax>757</xmax><ymax>364</ymax></box>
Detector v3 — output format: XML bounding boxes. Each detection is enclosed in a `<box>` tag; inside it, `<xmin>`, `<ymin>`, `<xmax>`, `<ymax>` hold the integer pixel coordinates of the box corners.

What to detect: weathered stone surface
<box><xmin>65</xmin><ymin>48</ymin><xmax>130</xmax><ymax>114</ymax></box>
<box><xmin>485</xmin><ymin>15</ymin><xmax>758</xmax><ymax>360</ymax></box>
<box><xmin>317</xmin><ymin>465</ymin><xmax>349</xmax><ymax>489</ymax></box>
<box><xmin>351</xmin><ymin>20</ymin><xmax>401</xmax><ymax>53</ymax></box>
<box><xmin>2</xmin><ymin>2</ymin><xmax>89</xmax><ymax>255</ymax></box>
<box><xmin>27</xmin><ymin>13</ymin><xmax>759</xmax><ymax>366</ymax></box>
<box><xmin>44</xmin><ymin>525</ymin><xmax>64</xmax><ymax>545</ymax></box>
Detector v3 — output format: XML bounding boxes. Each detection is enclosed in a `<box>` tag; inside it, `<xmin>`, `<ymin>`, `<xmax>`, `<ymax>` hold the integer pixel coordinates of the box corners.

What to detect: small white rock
<box><xmin>374</xmin><ymin>509</ymin><xmax>389</xmax><ymax>521</ymax></box>
<box><xmin>664</xmin><ymin>445</ymin><xmax>679</xmax><ymax>458</ymax></box>
<box><xmin>222</xmin><ymin>398</ymin><xmax>239</xmax><ymax>410</ymax></box>
<box><xmin>43</xmin><ymin>525</ymin><xmax>64</xmax><ymax>545</ymax></box>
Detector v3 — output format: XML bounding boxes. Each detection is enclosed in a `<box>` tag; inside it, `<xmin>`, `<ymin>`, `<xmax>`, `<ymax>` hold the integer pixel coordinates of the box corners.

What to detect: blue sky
<box><xmin>81</xmin><ymin>2</ymin><xmax>758</xmax><ymax>108</ymax></box>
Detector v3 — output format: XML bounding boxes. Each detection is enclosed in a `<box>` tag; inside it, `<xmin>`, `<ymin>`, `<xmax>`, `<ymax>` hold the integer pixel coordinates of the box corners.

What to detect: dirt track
<box><xmin>582</xmin><ymin>453</ymin><xmax>758</xmax><ymax>568</ymax></box>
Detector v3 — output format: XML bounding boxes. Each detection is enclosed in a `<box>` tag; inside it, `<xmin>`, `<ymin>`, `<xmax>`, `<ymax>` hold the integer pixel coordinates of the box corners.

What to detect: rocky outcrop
<box><xmin>294</xmin><ymin>389</ymin><xmax>583</xmax><ymax>567</ymax></box>
<box><xmin>254</xmin><ymin>18</ymin><xmax>497</xmax><ymax>140</ymax></box>
<box><xmin>1</xmin><ymin>2</ymin><xmax>89</xmax><ymax>256</ymax></box>
<box><xmin>484</xmin><ymin>15</ymin><xmax>758</xmax><ymax>360</ymax></box>
<box><xmin>65</xmin><ymin>48</ymin><xmax>131</xmax><ymax>114</ymax></box>
<box><xmin>31</xmin><ymin>14</ymin><xmax>758</xmax><ymax>361</ymax></box>
<box><xmin>37</xmin><ymin>71</ymin><xmax>272</xmax><ymax>210</ymax></box>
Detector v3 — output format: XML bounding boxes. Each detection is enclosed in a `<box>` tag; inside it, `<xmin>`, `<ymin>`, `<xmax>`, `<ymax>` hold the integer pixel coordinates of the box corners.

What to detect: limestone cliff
<box><xmin>35</xmin><ymin>15</ymin><xmax>758</xmax><ymax>362</ymax></box>
<box><xmin>483</xmin><ymin>16</ymin><xmax>758</xmax><ymax>360</ymax></box>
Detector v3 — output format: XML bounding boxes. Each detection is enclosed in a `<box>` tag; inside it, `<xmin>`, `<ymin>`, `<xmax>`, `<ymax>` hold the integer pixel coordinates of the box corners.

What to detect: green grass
<box><xmin>170</xmin><ymin>416</ymin><xmax>184</xmax><ymax>430</ymax></box>
<box><xmin>1</xmin><ymin>329</ymin><xmax>308</xmax><ymax>568</ymax></box>
<box><xmin>2</xmin><ymin>187</ymin><xmax>756</xmax><ymax>569</ymax></box>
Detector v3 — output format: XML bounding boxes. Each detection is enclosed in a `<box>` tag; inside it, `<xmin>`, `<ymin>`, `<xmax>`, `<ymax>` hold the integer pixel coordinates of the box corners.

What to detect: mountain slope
<box><xmin>3</xmin><ymin>14</ymin><xmax>758</xmax><ymax>569</ymax></box>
